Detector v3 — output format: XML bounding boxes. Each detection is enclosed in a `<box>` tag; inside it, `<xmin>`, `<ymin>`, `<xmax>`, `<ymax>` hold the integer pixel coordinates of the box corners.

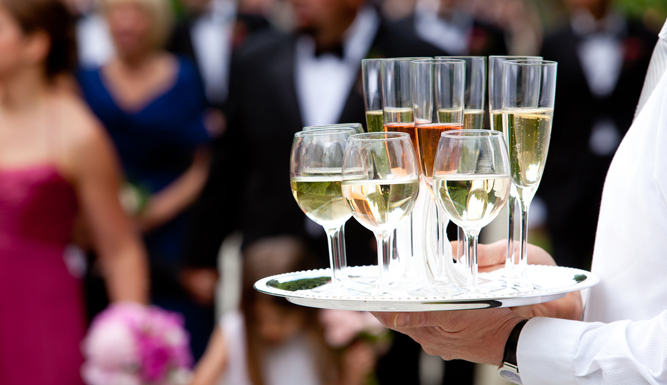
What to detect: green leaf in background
<box><xmin>267</xmin><ymin>277</ymin><xmax>330</xmax><ymax>291</ymax></box>
<box><xmin>574</xmin><ymin>274</ymin><xmax>588</xmax><ymax>283</ymax></box>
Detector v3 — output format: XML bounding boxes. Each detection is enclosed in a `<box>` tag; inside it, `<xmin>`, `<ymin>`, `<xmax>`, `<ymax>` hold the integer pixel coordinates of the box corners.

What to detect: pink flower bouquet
<box><xmin>81</xmin><ymin>303</ymin><xmax>193</xmax><ymax>385</ymax></box>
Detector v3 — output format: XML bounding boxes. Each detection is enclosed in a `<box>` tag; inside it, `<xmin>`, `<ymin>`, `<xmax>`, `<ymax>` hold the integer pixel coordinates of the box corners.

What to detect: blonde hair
<box><xmin>100</xmin><ymin>0</ymin><xmax>173</xmax><ymax>50</ymax></box>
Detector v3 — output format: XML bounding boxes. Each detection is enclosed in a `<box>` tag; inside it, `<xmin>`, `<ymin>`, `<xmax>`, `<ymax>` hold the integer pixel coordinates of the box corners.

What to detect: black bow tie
<box><xmin>314</xmin><ymin>43</ymin><xmax>345</xmax><ymax>59</ymax></box>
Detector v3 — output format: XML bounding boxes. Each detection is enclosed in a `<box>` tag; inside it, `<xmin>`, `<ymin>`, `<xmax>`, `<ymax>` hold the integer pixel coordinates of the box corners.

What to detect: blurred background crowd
<box><xmin>0</xmin><ymin>0</ymin><xmax>664</xmax><ymax>384</ymax></box>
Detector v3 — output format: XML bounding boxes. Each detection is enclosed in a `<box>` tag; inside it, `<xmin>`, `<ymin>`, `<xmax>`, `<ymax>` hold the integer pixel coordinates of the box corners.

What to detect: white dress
<box><xmin>219</xmin><ymin>311</ymin><xmax>322</xmax><ymax>385</ymax></box>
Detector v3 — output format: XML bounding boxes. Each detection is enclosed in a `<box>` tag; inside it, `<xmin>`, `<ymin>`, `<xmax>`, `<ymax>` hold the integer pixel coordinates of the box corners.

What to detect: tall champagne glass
<box><xmin>362</xmin><ymin>59</ymin><xmax>384</xmax><ymax>132</ymax></box>
<box><xmin>305</xmin><ymin>123</ymin><xmax>364</xmax><ymax>134</ymax></box>
<box><xmin>412</xmin><ymin>59</ymin><xmax>466</xmax><ymax>292</ymax></box>
<box><xmin>433</xmin><ymin>130</ymin><xmax>511</xmax><ymax>291</ymax></box>
<box><xmin>502</xmin><ymin>60</ymin><xmax>557</xmax><ymax>288</ymax></box>
<box><xmin>438</xmin><ymin>56</ymin><xmax>486</xmax><ymax>130</ymax></box>
<box><xmin>488</xmin><ymin>56</ymin><xmax>541</xmax><ymax>279</ymax></box>
<box><xmin>290</xmin><ymin>128</ymin><xmax>356</xmax><ymax>292</ymax></box>
<box><xmin>342</xmin><ymin>132</ymin><xmax>420</xmax><ymax>294</ymax></box>
<box><xmin>380</xmin><ymin>58</ymin><xmax>426</xmax><ymax>271</ymax></box>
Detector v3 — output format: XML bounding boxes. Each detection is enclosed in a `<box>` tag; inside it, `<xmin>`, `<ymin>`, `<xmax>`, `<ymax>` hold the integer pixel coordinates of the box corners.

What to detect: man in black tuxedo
<box><xmin>537</xmin><ymin>0</ymin><xmax>657</xmax><ymax>270</ymax></box>
<box><xmin>186</xmin><ymin>0</ymin><xmax>447</xmax><ymax>383</ymax></box>
<box><xmin>188</xmin><ymin>0</ymin><xmax>444</xmax><ymax>268</ymax></box>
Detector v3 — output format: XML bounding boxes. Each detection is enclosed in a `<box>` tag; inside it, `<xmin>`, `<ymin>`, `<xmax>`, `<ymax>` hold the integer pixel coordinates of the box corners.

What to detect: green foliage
<box><xmin>267</xmin><ymin>277</ymin><xmax>331</xmax><ymax>291</ymax></box>
<box><xmin>574</xmin><ymin>274</ymin><xmax>588</xmax><ymax>283</ymax></box>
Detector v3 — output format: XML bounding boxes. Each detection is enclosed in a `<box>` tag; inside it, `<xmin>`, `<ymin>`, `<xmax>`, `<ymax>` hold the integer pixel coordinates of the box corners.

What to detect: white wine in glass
<box><xmin>503</xmin><ymin>107</ymin><xmax>554</xmax><ymax>200</ymax></box>
<box><xmin>434</xmin><ymin>175</ymin><xmax>511</xmax><ymax>228</ymax></box>
<box><xmin>437</xmin><ymin>108</ymin><xmax>464</xmax><ymax>124</ymax></box>
<box><xmin>490</xmin><ymin>109</ymin><xmax>503</xmax><ymax>132</ymax></box>
<box><xmin>342</xmin><ymin>179</ymin><xmax>420</xmax><ymax>232</ymax></box>
<box><xmin>291</xmin><ymin>172</ymin><xmax>351</xmax><ymax>229</ymax></box>
<box><xmin>366</xmin><ymin>110</ymin><xmax>384</xmax><ymax>132</ymax></box>
<box><xmin>463</xmin><ymin>109</ymin><xmax>485</xmax><ymax>130</ymax></box>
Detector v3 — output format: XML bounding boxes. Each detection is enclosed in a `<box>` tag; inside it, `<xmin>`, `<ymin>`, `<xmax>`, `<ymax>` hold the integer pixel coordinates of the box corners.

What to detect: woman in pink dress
<box><xmin>0</xmin><ymin>1</ymin><xmax>149</xmax><ymax>384</ymax></box>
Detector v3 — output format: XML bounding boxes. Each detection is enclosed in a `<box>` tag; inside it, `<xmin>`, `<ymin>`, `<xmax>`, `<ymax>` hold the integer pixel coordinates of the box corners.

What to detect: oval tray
<box><xmin>254</xmin><ymin>265</ymin><xmax>599</xmax><ymax>312</ymax></box>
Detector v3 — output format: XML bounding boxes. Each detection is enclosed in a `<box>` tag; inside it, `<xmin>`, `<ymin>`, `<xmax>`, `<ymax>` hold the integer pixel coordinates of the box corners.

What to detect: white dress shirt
<box><xmin>77</xmin><ymin>12</ymin><xmax>114</xmax><ymax>67</ymax></box>
<box><xmin>295</xmin><ymin>6</ymin><xmax>379</xmax><ymax>128</ymax></box>
<box><xmin>517</xmin><ymin>21</ymin><xmax>667</xmax><ymax>385</ymax></box>
<box><xmin>191</xmin><ymin>0</ymin><xmax>236</xmax><ymax>106</ymax></box>
<box><xmin>413</xmin><ymin>0</ymin><xmax>471</xmax><ymax>55</ymax></box>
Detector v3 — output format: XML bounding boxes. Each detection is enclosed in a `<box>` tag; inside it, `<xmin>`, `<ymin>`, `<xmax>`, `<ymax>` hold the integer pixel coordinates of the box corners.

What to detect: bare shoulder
<box><xmin>51</xmin><ymin>92</ymin><xmax>118</xmax><ymax>181</ymax></box>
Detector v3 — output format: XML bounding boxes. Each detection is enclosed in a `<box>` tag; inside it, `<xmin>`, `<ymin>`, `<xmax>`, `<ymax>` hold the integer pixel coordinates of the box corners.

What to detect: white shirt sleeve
<box><xmin>517</xmin><ymin>312</ymin><xmax>667</xmax><ymax>385</ymax></box>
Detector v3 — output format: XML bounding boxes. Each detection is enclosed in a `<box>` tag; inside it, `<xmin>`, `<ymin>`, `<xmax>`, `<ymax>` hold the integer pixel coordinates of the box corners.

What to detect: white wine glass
<box><xmin>290</xmin><ymin>128</ymin><xmax>356</xmax><ymax>293</ymax></box>
<box><xmin>489</xmin><ymin>56</ymin><xmax>541</xmax><ymax>279</ymax></box>
<box><xmin>304</xmin><ymin>123</ymin><xmax>364</xmax><ymax>134</ymax></box>
<box><xmin>502</xmin><ymin>60</ymin><xmax>557</xmax><ymax>289</ymax></box>
<box><xmin>433</xmin><ymin>130</ymin><xmax>512</xmax><ymax>291</ymax></box>
<box><xmin>342</xmin><ymin>132</ymin><xmax>421</xmax><ymax>294</ymax></box>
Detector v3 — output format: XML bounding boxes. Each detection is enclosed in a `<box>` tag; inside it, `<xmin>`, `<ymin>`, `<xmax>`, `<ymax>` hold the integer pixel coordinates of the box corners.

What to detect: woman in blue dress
<box><xmin>77</xmin><ymin>0</ymin><xmax>213</xmax><ymax>360</ymax></box>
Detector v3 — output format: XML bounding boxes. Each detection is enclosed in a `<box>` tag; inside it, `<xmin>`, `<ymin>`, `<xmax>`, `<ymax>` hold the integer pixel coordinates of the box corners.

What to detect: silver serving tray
<box><xmin>255</xmin><ymin>265</ymin><xmax>599</xmax><ymax>312</ymax></box>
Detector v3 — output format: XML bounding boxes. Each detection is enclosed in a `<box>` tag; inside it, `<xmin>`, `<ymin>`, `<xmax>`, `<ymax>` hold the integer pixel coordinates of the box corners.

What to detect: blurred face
<box><xmin>254</xmin><ymin>299</ymin><xmax>305</xmax><ymax>346</ymax></box>
<box><xmin>289</xmin><ymin>0</ymin><xmax>357</xmax><ymax>35</ymax></box>
<box><xmin>0</xmin><ymin>5</ymin><xmax>45</xmax><ymax>80</ymax></box>
<box><xmin>106</xmin><ymin>1</ymin><xmax>153</xmax><ymax>58</ymax></box>
<box><xmin>181</xmin><ymin>0</ymin><xmax>211</xmax><ymax>13</ymax></box>
<box><xmin>564</xmin><ymin>0</ymin><xmax>605</xmax><ymax>13</ymax></box>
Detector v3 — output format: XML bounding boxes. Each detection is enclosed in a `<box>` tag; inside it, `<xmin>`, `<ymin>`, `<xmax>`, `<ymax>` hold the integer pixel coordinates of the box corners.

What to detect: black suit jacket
<box><xmin>167</xmin><ymin>13</ymin><xmax>271</xmax><ymax>111</ymax></box>
<box><xmin>185</xmin><ymin>16</ymin><xmax>446</xmax><ymax>268</ymax></box>
<box><xmin>538</xmin><ymin>20</ymin><xmax>657</xmax><ymax>269</ymax></box>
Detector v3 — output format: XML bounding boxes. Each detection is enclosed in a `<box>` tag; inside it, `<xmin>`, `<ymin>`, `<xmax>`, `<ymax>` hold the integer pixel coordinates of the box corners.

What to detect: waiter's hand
<box><xmin>372</xmin><ymin>308</ymin><xmax>525</xmax><ymax>366</ymax></box>
<box><xmin>372</xmin><ymin>241</ymin><xmax>584</xmax><ymax>365</ymax></box>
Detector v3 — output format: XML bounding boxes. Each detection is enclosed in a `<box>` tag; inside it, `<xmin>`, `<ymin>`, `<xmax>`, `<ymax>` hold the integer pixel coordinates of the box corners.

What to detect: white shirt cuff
<box><xmin>517</xmin><ymin>317</ymin><xmax>589</xmax><ymax>385</ymax></box>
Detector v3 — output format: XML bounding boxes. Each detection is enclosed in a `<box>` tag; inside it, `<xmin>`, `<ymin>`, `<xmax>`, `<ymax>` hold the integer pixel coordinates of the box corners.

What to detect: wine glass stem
<box><xmin>457</xmin><ymin>226</ymin><xmax>465</xmax><ymax>262</ymax></box>
<box><xmin>325</xmin><ymin>225</ymin><xmax>347</xmax><ymax>284</ymax></box>
<box><xmin>465</xmin><ymin>229</ymin><xmax>480</xmax><ymax>290</ymax></box>
<box><xmin>435</xmin><ymin>203</ymin><xmax>448</xmax><ymax>279</ymax></box>
<box><xmin>505</xmin><ymin>194</ymin><xmax>516</xmax><ymax>274</ymax></box>
<box><xmin>376</xmin><ymin>231</ymin><xmax>392</xmax><ymax>294</ymax></box>
<box><xmin>518</xmin><ymin>199</ymin><xmax>531</xmax><ymax>280</ymax></box>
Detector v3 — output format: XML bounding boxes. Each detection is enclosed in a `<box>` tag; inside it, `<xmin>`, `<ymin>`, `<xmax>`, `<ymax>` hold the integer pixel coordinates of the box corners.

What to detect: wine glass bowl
<box><xmin>290</xmin><ymin>128</ymin><xmax>357</xmax><ymax>292</ymax></box>
<box><xmin>433</xmin><ymin>130</ymin><xmax>511</xmax><ymax>290</ymax></box>
<box><xmin>342</xmin><ymin>132</ymin><xmax>420</xmax><ymax>294</ymax></box>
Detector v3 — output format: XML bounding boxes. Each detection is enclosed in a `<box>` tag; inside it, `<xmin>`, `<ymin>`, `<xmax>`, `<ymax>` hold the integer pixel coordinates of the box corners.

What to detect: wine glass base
<box><xmin>408</xmin><ymin>282</ymin><xmax>464</xmax><ymax>297</ymax></box>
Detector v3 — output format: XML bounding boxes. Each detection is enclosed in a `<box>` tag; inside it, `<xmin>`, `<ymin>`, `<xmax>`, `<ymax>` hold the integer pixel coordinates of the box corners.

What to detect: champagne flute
<box><xmin>438</xmin><ymin>56</ymin><xmax>486</xmax><ymax>130</ymax></box>
<box><xmin>502</xmin><ymin>60</ymin><xmax>557</xmax><ymax>288</ymax></box>
<box><xmin>488</xmin><ymin>56</ymin><xmax>541</xmax><ymax>280</ymax></box>
<box><xmin>362</xmin><ymin>59</ymin><xmax>384</xmax><ymax>132</ymax></box>
<box><xmin>290</xmin><ymin>128</ymin><xmax>356</xmax><ymax>293</ymax></box>
<box><xmin>305</xmin><ymin>123</ymin><xmax>364</xmax><ymax>134</ymax></box>
<box><xmin>342</xmin><ymin>132</ymin><xmax>421</xmax><ymax>294</ymax></box>
<box><xmin>380</xmin><ymin>57</ymin><xmax>427</xmax><ymax>275</ymax></box>
<box><xmin>433</xmin><ymin>130</ymin><xmax>511</xmax><ymax>291</ymax></box>
<box><xmin>412</xmin><ymin>58</ymin><xmax>466</xmax><ymax>293</ymax></box>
